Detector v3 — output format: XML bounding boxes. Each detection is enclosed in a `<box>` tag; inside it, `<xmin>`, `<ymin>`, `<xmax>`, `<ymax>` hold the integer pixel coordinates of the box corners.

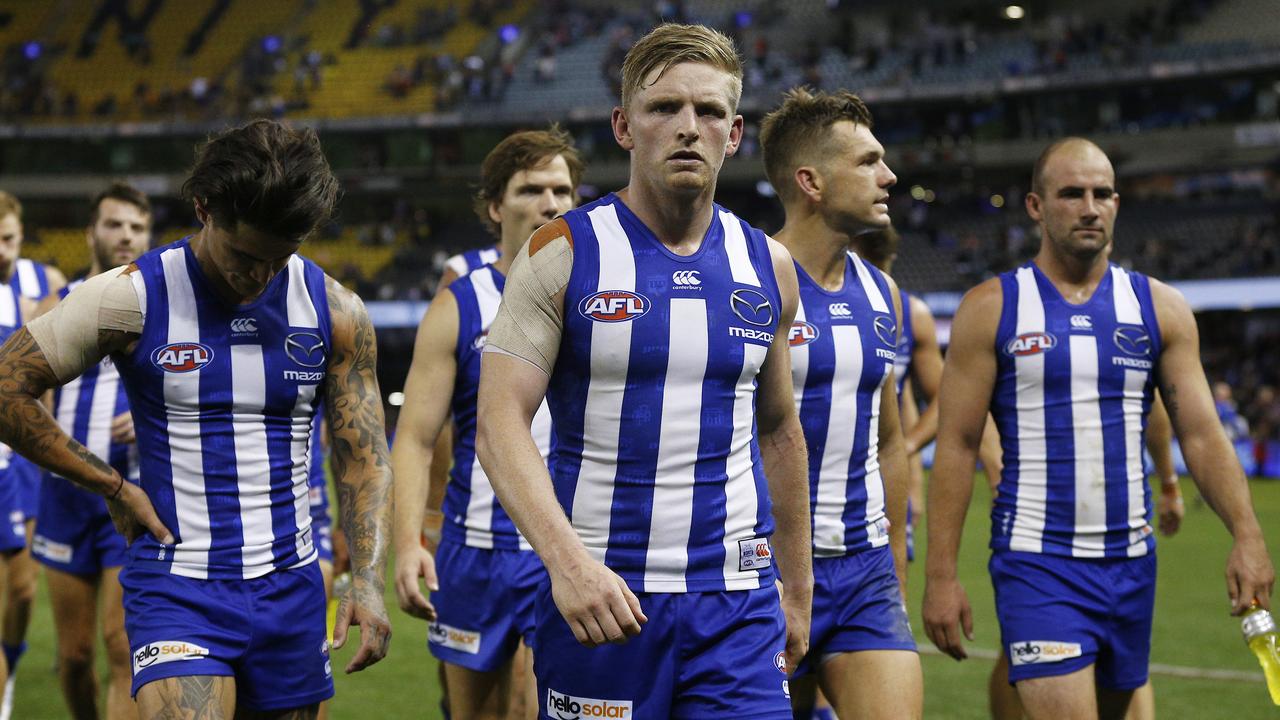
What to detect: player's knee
<box><xmin>8</xmin><ymin>572</ymin><xmax>36</xmax><ymax>604</ymax></box>
<box><xmin>57</xmin><ymin>642</ymin><xmax>94</xmax><ymax>676</ymax></box>
<box><xmin>103</xmin><ymin>625</ymin><xmax>131</xmax><ymax>670</ymax></box>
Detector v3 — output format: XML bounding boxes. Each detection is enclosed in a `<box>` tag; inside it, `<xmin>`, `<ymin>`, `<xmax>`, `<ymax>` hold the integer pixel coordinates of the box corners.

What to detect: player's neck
<box><xmin>492</xmin><ymin>237</ymin><xmax>517</xmax><ymax>276</ymax></box>
<box><xmin>616</xmin><ymin>183</ymin><xmax>716</xmax><ymax>254</ymax></box>
<box><xmin>0</xmin><ymin>263</ymin><xmax>12</xmax><ymax>284</ymax></box>
<box><xmin>1034</xmin><ymin>248</ymin><xmax>1110</xmax><ymax>304</ymax></box>
<box><xmin>775</xmin><ymin>212</ymin><xmax>849</xmax><ymax>291</ymax></box>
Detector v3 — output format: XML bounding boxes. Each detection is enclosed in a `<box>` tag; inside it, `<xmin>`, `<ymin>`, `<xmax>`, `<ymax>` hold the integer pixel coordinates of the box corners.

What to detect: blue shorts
<box><xmin>121</xmin><ymin>562</ymin><xmax>333</xmax><ymax>710</ymax></box>
<box><xmin>990</xmin><ymin>551</ymin><xmax>1156</xmax><ymax>690</ymax></box>
<box><xmin>34</xmin><ymin>475</ymin><xmax>127</xmax><ymax>574</ymax></box>
<box><xmin>796</xmin><ymin>545</ymin><xmax>916</xmax><ymax>676</ymax></box>
<box><xmin>534</xmin><ymin>581</ymin><xmax>792</xmax><ymax>720</ymax></box>
<box><xmin>0</xmin><ymin>459</ymin><xmax>27</xmax><ymax>553</ymax></box>
<box><xmin>429</xmin><ymin>539</ymin><xmax>544</xmax><ymax>672</ymax></box>
<box><xmin>312</xmin><ymin>519</ymin><xmax>333</xmax><ymax>564</ymax></box>
<box><xmin>12</xmin><ymin>455</ymin><xmax>41</xmax><ymax>522</ymax></box>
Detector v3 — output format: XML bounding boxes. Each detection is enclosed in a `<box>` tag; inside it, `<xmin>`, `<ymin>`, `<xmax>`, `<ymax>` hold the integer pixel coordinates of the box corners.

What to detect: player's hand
<box><xmin>1156</xmin><ymin>488</ymin><xmax>1184</xmax><ymax>536</ymax></box>
<box><xmin>923</xmin><ymin>576</ymin><xmax>973</xmax><ymax>661</ymax></box>
<box><xmin>106</xmin><ymin>478</ymin><xmax>174</xmax><ymax>546</ymax></box>
<box><xmin>776</xmin><ymin>579</ymin><xmax>812</xmax><ymax>674</ymax></box>
<box><xmin>549</xmin><ymin>556</ymin><xmax>647</xmax><ymax>647</ymax></box>
<box><xmin>333</xmin><ymin>574</ymin><xmax>393</xmax><ymax>672</ymax></box>
<box><xmin>393</xmin><ymin>543</ymin><xmax>438</xmax><ymax>621</ymax></box>
<box><xmin>1226</xmin><ymin>533</ymin><xmax>1275</xmax><ymax>615</ymax></box>
<box><xmin>110</xmin><ymin>411</ymin><xmax>135</xmax><ymax>444</ymax></box>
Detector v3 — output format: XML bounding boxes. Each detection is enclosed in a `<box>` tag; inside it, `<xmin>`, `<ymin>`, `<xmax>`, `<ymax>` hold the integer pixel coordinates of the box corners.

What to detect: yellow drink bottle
<box><xmin>1242</xmin><ymin>604</ymin><xmax>1280</xmax><ymax>705</ymax></box>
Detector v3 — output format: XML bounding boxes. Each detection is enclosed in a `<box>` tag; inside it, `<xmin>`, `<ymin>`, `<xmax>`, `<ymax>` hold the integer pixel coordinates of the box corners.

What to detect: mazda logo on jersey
<box><xmin>789</xmin><ymin>321</ymin><xmax>818</xmax><ymax>347</ymax></box>
<box><xmin>285</xmin><ymin>332</ymin><xmax>327</xmax><ymax>367</ymax></box>
<box><xmin>579</xmin><ymin>290</ymin><xmax>650</xmax><ymax>323</ymax></box>
<box><xmin>1004</xmin><ymin>332</ymin><xmax>1057</xmax><ymax>357</ymax></box>
<box><xmin>730</xmin><ymin>288</ymin><xmax>774</xmax><ymax>327</ymax></box>
<box><xmin>152</xmin><ymin>343</ymin><xmax>214</xmax><ymax>373</ymax></box>
<box><xmin>1113</xmin><ymin>326</ymin><xmax>1151</xmax><ymax>357</ymax></box>
<box><xmin>873</xmin><ymin>315</ymin><xmax>897</xmax><ymax>346</ymax></box>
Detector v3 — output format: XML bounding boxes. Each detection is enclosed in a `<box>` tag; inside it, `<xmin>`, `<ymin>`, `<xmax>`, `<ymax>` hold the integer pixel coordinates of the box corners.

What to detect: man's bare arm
<box><xmin>390</xmin><ymin>289</ymin><xmax>462</xmax><ymax>620</ymax></box>
<box><xmin>878</xmin><ymin>278</ymin><xmax>910</xmax><ymax>593</ymax></box>
<box><xmin>323</xmin><ymin>277</ymin><xmax>394</xmax><ymax>671</ymax></box>
<box><xmin>1145</xmin><ymin>392</ymin><xmax>1183</xmax><ymax>536</ymax></box>
<box><xmin>922</xmin><ymin>279</ymin><xmax>1002</xmax><ymax>660</ymax></box>
<box><xmin>903</xmin><ymin>296</ymin><xmax>943</xmax><ymax>455</ymax></box>
<box><xmin>1151</xmin><ymin>280</ymin><xmax>1273</xmax><ymax>612</ymax></box>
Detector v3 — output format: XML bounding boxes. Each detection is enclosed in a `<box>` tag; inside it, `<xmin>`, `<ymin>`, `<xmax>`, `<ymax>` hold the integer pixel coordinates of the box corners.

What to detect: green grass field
<box><xmin>7</xmin><ymin>476</ymin><xmax>1279</xmax><ymax>718</ymax></box>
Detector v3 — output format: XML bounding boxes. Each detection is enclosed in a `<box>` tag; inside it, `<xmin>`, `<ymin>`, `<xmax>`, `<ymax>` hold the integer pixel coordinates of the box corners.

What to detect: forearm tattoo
<box><xmin>0</xmin><ymin>327</ymin><xmax>116</xmax><ymax>494</ymax></box>
<box><xmin>323</xmin><ymin>281</ymin><xmax>393</xmax><ymax>598</ymax></box>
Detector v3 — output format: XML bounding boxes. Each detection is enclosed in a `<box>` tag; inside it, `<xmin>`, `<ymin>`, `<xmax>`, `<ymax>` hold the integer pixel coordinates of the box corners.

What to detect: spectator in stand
<box><xmin>1215</xmin><ymin>381</ymin><xmax>1251</xmax><ymax>443</ymax></box>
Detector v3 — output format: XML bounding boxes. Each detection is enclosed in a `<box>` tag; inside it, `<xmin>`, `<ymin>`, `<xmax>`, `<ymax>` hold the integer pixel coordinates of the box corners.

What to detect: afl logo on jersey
<box><xmin>579</xmin><ymin>290</ymin><xmax>650</xmax><ymax>323</ymax></box>
<box><xmin>151</xmin><ymin>343</ymin><xmax>214</xmax><ymax>373</ymax></box>
<box><xmin>1005</xmin><ymin>332</ymin><xmax>1057</xmax><ymax>357</ymax></box>
<box><xmin>789</xmin><ymin>321</ymin><xmax>819</xmax><ymax>347</ymax></box>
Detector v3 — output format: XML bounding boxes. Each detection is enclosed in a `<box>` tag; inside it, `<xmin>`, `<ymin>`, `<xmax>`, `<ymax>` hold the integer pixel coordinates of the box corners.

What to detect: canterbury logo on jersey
<box><xmin>828</xmin><ymin>302</ymin><xmax>852</xmax><ymax>317</ymax></box>
<box><xmin>1070</xmin><ymin>314</ymin><xmax>1092</xmax><ymax>329</ymax></box>
<box><xmin>789</xmin><ymin>321</ymin><xmax>818</xmax><ymax>347</ymax></box>
<box><xmin>152</xmin><ymin>343</ymin><xmax>214</xmax><ymax>373</ymax></box>
<box><xmin>1004</xmin><ymin>332</ymin><xmax>1057</xmax><ymax>357</ymax></box>
<box><xmin>671</xmin><ymin>270</ymin><xmax>701</xmax><ymax>287</ymax></box>
<box><xmin>229</xmin><ymin>317</ymin><xmax>257</xmax><ymax>334</ymax></box>
<box><xmin>579</xmin><ymin>290</ymin><xmax>650</xmax><ymax>322</ymax></box>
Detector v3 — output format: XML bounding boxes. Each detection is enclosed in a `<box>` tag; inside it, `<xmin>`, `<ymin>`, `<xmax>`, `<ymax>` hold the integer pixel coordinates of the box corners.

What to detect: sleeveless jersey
<box><xmin>445</xmin><ymin>265</ymin><xmax>551</xmax><ymax>550</ymax></box>
<box><xmin>444</xmin><ymin>245</ymin><xmax>501</xmax><ymax>280</ymax></box>
<box><xmin>49</xmin><ymin>280</ymin><xmax>138</xmax><ymax>515</ymax></box>
<box><xmin>789</xmin><ymin>253</ymin><xmax>898</xmax><ymax>557</ymax></box>
<box><xmin>990</xmin><ymin>263</ymin><xmax>1160</xmax><ymax>558</ymax></box>
<box><xmin>307</xmin><ymin>412</ymin><xmax>329</xmax><ymax>526</ymax></box>
<box><xmin>11</xmin><ymin>258</ymin><xmax>53</xmax><ymax>300</ymax></box>
<box><xmin>893</xmin><ymin>288</ymin><xmax>915</xmax><ymax>398</ymax></box>
<box><xmin>117</xmin><ymin>239</ymin><xmax>332</xmax><ymax>579</ymax></box>
<box><xmin>547</xmin><ymin>194</ymin><xmax>783</xmax><ymax>593</ymax></box>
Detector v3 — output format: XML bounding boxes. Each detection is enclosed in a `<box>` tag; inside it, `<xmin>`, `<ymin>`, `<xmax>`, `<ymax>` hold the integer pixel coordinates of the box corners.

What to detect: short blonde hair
<box><xmin>0</xmin><ymin>191</ymin><xmax>21</xmax><ymax>221</ymax></box>
<box><xmin>760</xmin><ymin>87</ymin><xmax>875</xmax><ymax>202</ymax></box>
<box><xmin>620</xmin><ymin>23</ymin><xmax>743</xmax><ymax>110</ymax></box>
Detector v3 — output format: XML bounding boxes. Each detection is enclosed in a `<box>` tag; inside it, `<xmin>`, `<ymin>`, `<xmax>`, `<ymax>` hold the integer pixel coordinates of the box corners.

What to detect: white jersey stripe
<box><xmin>790</xmin><ymin>302</ymin><xmax>810</xmax><ymax>406</ymax></box>
<box><xmin>231</xmin><ymin>344</ymin><xmax>275</xmax><ymax>574</ymax></box>
<box><xmin>462</xmin><ymin>269</ymin><xmax>505</xmax><ymax>549</ymax></box>
<box><xmin>1069</xmin><ymin>335</ymin><xmax>1106</xmax><ymax>558</ymax></box>
<box><xmin>87</xmin><ymin>370</ymin><xmax>119</xmax><ymax>462</ymax></box>
<box><xmin>722</xmin><ymin>343</ymin><xmax>768</xmax><ymax>588</ymax></box>
<box><xmin>813</xmin><ymin>325</ymin><xmax>860</xmax><ymax>555</ymax></box>
<box><xmin>0</xmin><ymin>289</ymin><xmax>15</xmax><ymax>330</ymax></box>
<box><xmin>285</xmin><ymin>257</ymin><xmax>319</xmax><ymax>328</ymax></box>
<box><xmin>480</xmin><ymin>247</ymin><xmax>501</xmax><ymax>266</ymax></box>
<box><xmin>721</xmin><ymin>211</ymin><xmax>761</xmax><ymax>287</ymax></box>
<box><xmin>1010</xmin><ymin>267</ymin><xmax>1047</xmax><ymax>553</ymax></box>
<box><xmin>644</xmin><ymin>297</ymin><xmax>708</xmax><ymax>591</ymax></box>
<box><xmin>862</xmin><ymin>365</ymin><xmax>891</xmax><ymax>549</ymax></box>
<box><xmin>852</xmin><ymin>253</ymin><xmax>891</xmax><ymax>314</ymax></box>
<box><xmin>131</xmin><ymin>271</ymin><xmax>147</xmax><ymax>320</ymax></box>
<box><xmin>15</xmin><ymin>260</ymin><xmax>39</xmax><ymax>298</ymax></box>
<box><xmin>1124</xmin><ymin>369</ymin><xmax>1151</xmax><ymax>556</ymax></box>
<box><xmin>160</xmin><ymin>248</ymin><xmax>211</xmax><ymax>577</ymax></box>
<box><xmin>1111</xmin><ymin>267</ymin><xmax>1143</xmax><ymax>325</ymax></box>
<box><xmin>570</xmin><ymin>205</ymin><xmax>635</xmax><ymax>563</ymax></box>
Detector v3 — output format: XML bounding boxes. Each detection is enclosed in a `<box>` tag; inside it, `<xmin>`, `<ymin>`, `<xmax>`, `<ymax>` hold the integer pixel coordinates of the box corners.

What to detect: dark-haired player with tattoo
<box><xmin>0</xmin><ymin>119</ymin><xmax>393</xmax><ymax>719</ymax></box>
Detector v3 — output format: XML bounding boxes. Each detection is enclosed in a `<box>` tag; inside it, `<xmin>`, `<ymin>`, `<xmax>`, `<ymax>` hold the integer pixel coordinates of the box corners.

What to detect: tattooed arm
<box><xmin>1150</xmin><ymin>279</ymin><xmax>1273</xmax><ymax>614</ymax></box>
<box><xmin>0</xmin><ymin>270</ymin><xmax>169</xmax><ymax>544</ymax></box>
<box><xmin>323</xmin><ymin>276</ymin><xmax>394</xmax><ymax>673</ymax></box>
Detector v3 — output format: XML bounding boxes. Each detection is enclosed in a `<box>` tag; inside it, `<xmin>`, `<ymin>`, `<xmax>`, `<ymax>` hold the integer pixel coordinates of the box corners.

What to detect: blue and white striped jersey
<box><xmin>789</xmin><ymin>253</ymin><xmax>898</xmax><ymax>557</ymax></box>
<box><xmin>307</xmin><ymin>412</ymin><xmax>329</xmax><ymax>527</ymax></box>
<box><xmin>547</xmin><ymin>195</ymin><xmax>782</xmax><ymax>594</ymax></box>
<box><xmin>990</xmin><ymin>263</ymin><xmax>1160</xmax><ymax>558</ymax></box>
<box><xmin>0</xmin><ymin>283</ymin><xmax>21</xmax><ymax>473</ymax></box>
<box><xmin>444</xmin><ymin>246</ymin><xmax>501</xmax><ymax>280</ymax></box>
<box><xmin>445</xmin><ymin>264</ymin><xmax>551</xmax><ymax>550</ymax></box>
<box><xmin>51</xmin><ymin>280</ymin><xmax>138</xmax><ymax>500</ymax></box>
<box><xmin>893</xmin><ymin>287</ymin><xmax>915</xmax><ymax>398</ymax></box>
<box><xmin>117</xmin><ymin>239</ymin><xmax>331</xmax><ymax>579</ymax></box>
<box><xmin>10</xmin><ymin>258</ymin><xmax>53</xmax><ymax>300</ymax></box>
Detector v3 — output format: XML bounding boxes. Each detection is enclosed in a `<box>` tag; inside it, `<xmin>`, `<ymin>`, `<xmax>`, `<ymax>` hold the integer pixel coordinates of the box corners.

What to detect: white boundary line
<box><xmin>918</xmin><ymin>645</ymin><xmax>1264</xmax><ymax>683</ymax></box>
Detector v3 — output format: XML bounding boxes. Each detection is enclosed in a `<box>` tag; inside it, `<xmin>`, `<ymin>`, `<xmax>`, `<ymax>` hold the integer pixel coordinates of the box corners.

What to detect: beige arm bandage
<box><xmin>484</xmin><ymin>234</ymin><xmax>572</xmax><ymax>376</ymax></box>
<box><xmin>26</xmin><ymin>267</ymin><xmax>143</xmax><ymax>384</ymax></box>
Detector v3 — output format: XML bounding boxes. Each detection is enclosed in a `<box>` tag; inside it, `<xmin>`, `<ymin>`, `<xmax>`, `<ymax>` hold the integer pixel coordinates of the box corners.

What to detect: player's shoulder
<box><xmin>955</xmin><ymin>276</ymin><xmax>1005</xmax><ymax>321</ymax></box>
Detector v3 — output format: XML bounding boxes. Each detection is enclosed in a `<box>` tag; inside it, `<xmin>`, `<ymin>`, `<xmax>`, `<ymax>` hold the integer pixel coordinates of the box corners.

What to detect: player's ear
<box><xmin>488</xmin><ymin>200</ymin><xmax>503</xmax><ymax>228</ymax></box>
<box><xmin>724</xmin><ymin>115</ymin><xmax>744</xmax><ymax>158</ymax></box>
<box><xmin>612</xmin><ymin>106</ymin><xmax>635</xmax><ymax>152</ymax></box>
<box><xmin>194</xmin><ymin>199</ymin><xmax>212</xmax><ymax>228</ymax></box>
<box><xmin>1025</xmin><ymin>191</ymin><xmax>1043</xmax><ymax>222</ymax></box>
<box><xmin>795</xmin><ymin>166</ymin><xmax>822</xmax><ymax>204</ymax></box>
